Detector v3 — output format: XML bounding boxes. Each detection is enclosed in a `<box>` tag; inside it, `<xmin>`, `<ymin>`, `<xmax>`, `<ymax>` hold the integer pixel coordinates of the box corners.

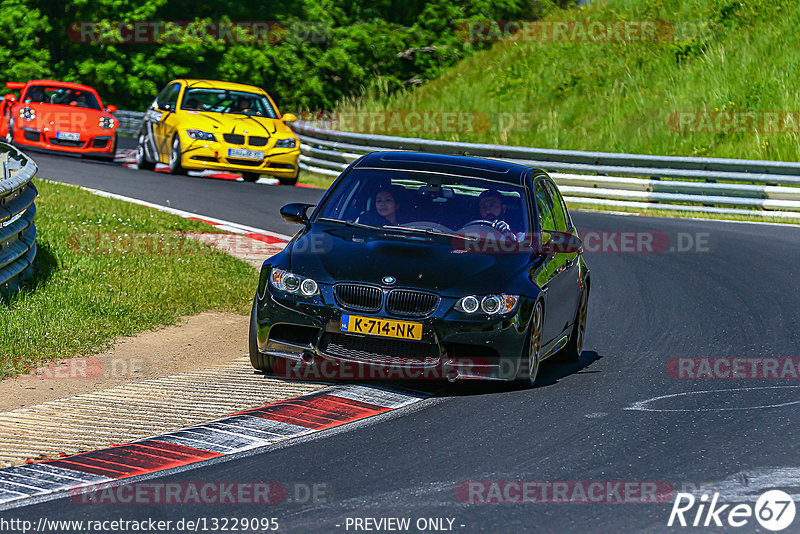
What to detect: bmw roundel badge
<box><xmin>382</xmin><ymin>276</ymin><xmax>396</xmax><ymax>285</ymax></box>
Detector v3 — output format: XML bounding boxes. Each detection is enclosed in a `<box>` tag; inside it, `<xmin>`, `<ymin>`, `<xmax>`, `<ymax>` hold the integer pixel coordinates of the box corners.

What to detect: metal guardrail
<box><xmin>111</xmin><ymin>110</ymin><xmax>800</xmax><ymax>218</ymax></box>
<box><xmin>292</xmin><ymin>121</ymin><xmax>800</xmax><ymax>219</ymax></box>
<box><xmin>113</xmin><ymin>110</ymin><xmax>145</xmax><ymax>136</ymax></box>
<box><xmin>0</xmin><ymin>143</ymin><xmax>37</xmax><ymax>295</ymax></box>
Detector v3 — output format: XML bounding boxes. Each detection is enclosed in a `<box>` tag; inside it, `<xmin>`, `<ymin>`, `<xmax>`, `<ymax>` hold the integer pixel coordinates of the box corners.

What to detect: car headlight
<box><xmin>186</xmin><ymin>129</ymin><xmax>216</xmax><ymax>141</ymax></box>
<box><xmin>455</xmin><ymin>294</ymin><xmax>519</xmax><ymax>315</ymax></box>
<box><xmin>270</xmin><ymin>267</ymin><xmax>319</xmax><ymax>296</ymax></box>
<box><xmin>274</xmin><ymin>138</ymin><xmax>297</xmax><ymax>148</ymax></box>
<box><xmin>98</xmin><ymin>116</ymin><xmax>115</xmax><ymax>129</ymax></box>
<box><xmin>19</xmin><ymin>107</ymin><xmax>35</xmax><ymax>121</ymax></box>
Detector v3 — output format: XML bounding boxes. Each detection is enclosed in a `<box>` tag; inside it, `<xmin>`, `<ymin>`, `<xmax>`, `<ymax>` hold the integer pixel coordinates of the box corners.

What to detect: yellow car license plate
<box><xmin>339</xmin><ymin>314</ymin><xmax>423</xmax><ymax>341</ymax></box>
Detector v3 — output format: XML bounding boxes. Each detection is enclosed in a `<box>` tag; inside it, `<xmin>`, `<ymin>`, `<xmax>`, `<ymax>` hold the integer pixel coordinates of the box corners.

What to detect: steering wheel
<box><xmin>460</xmin><ymin>219</ymin><xmax>514</xmax><ymax>234</ymax></box>
<box><xmin>461</xmin><ymin>219</ymin><xmax>496</xmax><ymax>228</ymax></box>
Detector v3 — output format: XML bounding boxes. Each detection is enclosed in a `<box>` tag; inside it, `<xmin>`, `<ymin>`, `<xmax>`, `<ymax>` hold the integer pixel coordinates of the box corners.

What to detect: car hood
<box><xmin>287</xmin><ymin>224</ymin><xmax>534</xmax><ymax>296</ymax></box>
<box><xmin>177</xmin><ymin>111</ymin><xmax>296</xmax><ymax>138</ymax></box>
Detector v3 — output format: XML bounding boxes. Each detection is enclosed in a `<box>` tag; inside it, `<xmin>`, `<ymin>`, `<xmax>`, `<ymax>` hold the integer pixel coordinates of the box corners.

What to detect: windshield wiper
<box><xmin>317</xmin><ymin>217</ymin><xmax>380</xmax><ymax>230</ymax></box>
<box><xmin>382</xmin><ymin>226</ymin><xmax>478</xmax><ymax>242</ymax></box>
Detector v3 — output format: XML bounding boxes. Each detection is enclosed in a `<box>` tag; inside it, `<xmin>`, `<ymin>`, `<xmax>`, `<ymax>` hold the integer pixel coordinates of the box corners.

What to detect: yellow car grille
<box><xmin>221</xmin><ymin>134</ymin><xmax>271</xmax><ymax>147</ymax></box>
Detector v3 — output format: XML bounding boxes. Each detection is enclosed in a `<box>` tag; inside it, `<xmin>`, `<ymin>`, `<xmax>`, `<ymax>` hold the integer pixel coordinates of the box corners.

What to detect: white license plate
<box><xmin>228</xmin><ymin>148</ymin><xmax>264</xmax><ymax>160</ymax></box>
<box><xmin>56</xmin><ymin>132</ymin><xmax>80</xmax><ymax>141</ymax></box>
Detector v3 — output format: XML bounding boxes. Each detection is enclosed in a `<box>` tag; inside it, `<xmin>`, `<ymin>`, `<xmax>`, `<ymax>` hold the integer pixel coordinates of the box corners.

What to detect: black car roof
<box><xmin>352</xmin><ymin>151</ymin><xmax>539</xmax><ymax>186</ymax></box>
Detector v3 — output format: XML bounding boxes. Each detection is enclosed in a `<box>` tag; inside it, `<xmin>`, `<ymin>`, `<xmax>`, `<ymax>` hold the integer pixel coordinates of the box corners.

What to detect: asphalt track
<box><xmin>4</xmin><ymin>146</ymin><xmax>800</xmax><ymax>532</ymax></box>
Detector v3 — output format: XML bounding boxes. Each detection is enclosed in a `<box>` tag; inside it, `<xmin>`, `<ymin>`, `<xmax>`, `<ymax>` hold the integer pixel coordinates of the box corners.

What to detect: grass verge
<box><xmin>339</xmin><ymin>0</ymin><xmax>800</xmax><ymax>162</ymax></box>
<box><xmin>0</xmin><ymin>179</ymin><xmax>256</xmax><ymax>379</ymax></box>
<box><xmin>298</xmin><ymin>169</ymin><xmax>337</xmax><ymax>189</ymax></box>
<box><xmin>566</xmin><ymin>201</ymin><xmax>800</xmax><ymax>225</ymax></box>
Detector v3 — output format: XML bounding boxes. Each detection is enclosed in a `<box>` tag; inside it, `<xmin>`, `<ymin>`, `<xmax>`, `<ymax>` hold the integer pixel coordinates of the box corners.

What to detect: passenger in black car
<box><xmin>356</xmin><ymin>186</ymin><xmax>405</xmax><ymax>226</ymax></box>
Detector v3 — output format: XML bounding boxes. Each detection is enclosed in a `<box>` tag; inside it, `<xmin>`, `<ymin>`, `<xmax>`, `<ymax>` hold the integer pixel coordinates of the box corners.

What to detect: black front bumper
<box><xmin>255</xmin><ymin>284</ymin><xmax>533</xmax><ymax>382</ymax></box>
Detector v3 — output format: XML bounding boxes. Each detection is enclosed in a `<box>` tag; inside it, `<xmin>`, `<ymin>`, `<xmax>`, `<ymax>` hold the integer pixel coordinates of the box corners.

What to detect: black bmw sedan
<box><xmin>250</xmin><ymin>151</ymin><xmax>590</xmax><ymax>385</ymax></box>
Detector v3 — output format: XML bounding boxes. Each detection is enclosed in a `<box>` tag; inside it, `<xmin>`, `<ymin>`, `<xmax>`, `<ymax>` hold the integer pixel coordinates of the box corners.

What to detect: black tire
<box><xmin>555</xmin><ymin>284</ymin><xmax>589</xmax><ymax>363</ymax></box>
<box><xmin>108</xmin><ymin>133</ymin><xmax>119</xmax><ymax>161</ymax></box>
<box><xmin>5</xmin><ymin>118</ymin><xmax>14</xmax><ymax>144</ymax></box>
<box><xmin>516</xmin><ymin>300</ymin><xmax>543</xmax><ymax>387</ymax></box>
<box><xmin>168</xmin><ymin>135</ymin><xmax>186</xmax><ymax>175</ymax></box>
<box><xmin>249</xmin><ymin>297</ymin><xmax>274</xmax><ymax>373</ymax></box>
<box><xmin>278</xmin><ymin>169</ymin><xmax>299</xmax><ymax>186</ymax></box>
<box><xmin>241</xmin><ymin>172</ymin><xmax>260</xmax><ymax>183</ymax></box>
<box><xmin>136</xmin><ymin>133</ymin><xmax>156</xmax><ymax>170</ymax></box>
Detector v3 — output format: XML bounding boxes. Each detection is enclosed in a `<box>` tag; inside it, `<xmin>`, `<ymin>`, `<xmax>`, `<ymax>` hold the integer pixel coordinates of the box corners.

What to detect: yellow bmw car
<box><xmin>135</xmin><ymin>79</ymin><xmax>301</xmax><ymax>184</ymax></box>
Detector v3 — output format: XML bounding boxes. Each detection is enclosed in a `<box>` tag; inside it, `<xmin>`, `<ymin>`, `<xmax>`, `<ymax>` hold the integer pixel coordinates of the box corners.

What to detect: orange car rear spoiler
<box><xmin>5</xmin><ymin>82</ymin><xmax>25</xmax><ymax>90</ymax></box>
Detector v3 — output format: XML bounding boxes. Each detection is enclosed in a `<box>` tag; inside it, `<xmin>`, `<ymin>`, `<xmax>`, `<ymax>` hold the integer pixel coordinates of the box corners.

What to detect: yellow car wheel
<box><xmin>168</xmin><ymin>135</ymin><xmax>186</xmax><ymax>175</ymax></box>
<box><xmin>278</xmin><ymin>169</ymin><xmax>299</xmax><ymax>186</ymax></box>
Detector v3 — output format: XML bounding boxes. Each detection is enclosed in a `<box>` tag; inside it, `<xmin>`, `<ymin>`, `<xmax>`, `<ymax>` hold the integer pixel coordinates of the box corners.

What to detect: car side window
<box><xmin>157</xmin><ymin>83</ymin><xmax>180</xmax><ymax>111</ymax></box>
<box><xmin>544</xmin><ymin>180</ymin><xmax>569</xmax><ymax>232</ymax></box>
<box><xmin>534</xmin><ymin>180</ymin><xmax>556</xmax><ymax>232</ymax></box>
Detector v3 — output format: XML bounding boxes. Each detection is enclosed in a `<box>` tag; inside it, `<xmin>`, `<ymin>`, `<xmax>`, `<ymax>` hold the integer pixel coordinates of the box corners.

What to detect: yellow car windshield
<box><xmin>180</xmin><ymin>88</ymin><xmax>278</xmax><ymax>118</ymax></box>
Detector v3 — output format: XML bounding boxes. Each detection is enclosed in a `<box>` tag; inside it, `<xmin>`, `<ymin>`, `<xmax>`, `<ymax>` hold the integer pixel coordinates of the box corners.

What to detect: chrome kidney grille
<box><xmin>334</xmin><ymin>284</ymin><xmax>383</xmax><ymax>313</ymax></box>
<box><xmin>386</xmin><ymin>290</ymin><xmax>439</xmax><ymax>317</ymax></box>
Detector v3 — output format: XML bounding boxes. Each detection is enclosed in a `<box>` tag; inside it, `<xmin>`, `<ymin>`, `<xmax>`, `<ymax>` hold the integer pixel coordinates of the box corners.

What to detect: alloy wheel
<box><xmin>528</xmin><ymin>302</ymin><xmax>543</xmax><ymax>385</ymax></box>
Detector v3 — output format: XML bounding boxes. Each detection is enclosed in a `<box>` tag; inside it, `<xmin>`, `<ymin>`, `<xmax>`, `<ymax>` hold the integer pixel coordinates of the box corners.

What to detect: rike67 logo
<box><xmin>668</xmin><ymin>490</ymin><xmax>796</xmax><ymax>531</ymax></box>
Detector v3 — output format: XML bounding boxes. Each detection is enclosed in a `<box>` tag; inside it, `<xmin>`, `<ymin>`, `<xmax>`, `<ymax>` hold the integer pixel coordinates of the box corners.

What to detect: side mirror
<box><xmin>3</xmin><ymin>94</ymin><xmax>16</xmax><ymax>102</ymax></box>
<box><xmin>538</xmin><ymin>231</ymin><xmax>553</xmax><ymax>255</ymax></box>
<box><xmin>282</xmin><ymin>112</ymin><xmax>297</xmax><ymax>123</ymax></box>
<box><xmin>539</xmin><ymin>231</ymin><xmax>583</xmax><ymax>254</ymax></box>
<box><xmin>280</xmin><ymin>203</ymin><xmax>314</xmax><ymax>225</ymax></box>
<box><xmin>159</xmin><ymin>103</ymin><xmax>171</xmax><ymax>112</ymax></box>
<box><xmin>106</xmin><ymin>104</ymin><xmax>117</xmax><ymax>113</ymax></box>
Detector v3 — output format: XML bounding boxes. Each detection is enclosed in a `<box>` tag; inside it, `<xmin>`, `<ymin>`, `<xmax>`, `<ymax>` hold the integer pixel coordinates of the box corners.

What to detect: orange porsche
<box><xmin>1</xmin><ymin>80</ymin><xmax>118</xmax><ymax>159</ymax></box>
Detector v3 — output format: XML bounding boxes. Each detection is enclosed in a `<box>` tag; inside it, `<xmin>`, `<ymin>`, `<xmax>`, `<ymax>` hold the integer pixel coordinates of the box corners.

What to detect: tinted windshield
<box><xmin>180</xmin><ymin>88</ymin><xmax>278</xmax><ymax>118</ymax></box>
<box><xmin>23</xmin><ymin>85</ymin><xmax>101</xmax><ymax>110</ymax></box>
<box><xmin>317</xmin><ymin>169</ymin><xmax>530</xmax><ymax>234</ymax></box>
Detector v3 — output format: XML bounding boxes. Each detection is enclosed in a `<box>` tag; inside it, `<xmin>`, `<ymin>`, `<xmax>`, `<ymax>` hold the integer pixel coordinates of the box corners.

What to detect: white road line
<box><xmin>624</xmin><ymin>385</ymin><xmax>800</xmax><ymax>412</ymax></box>
<box><xmin>46</xmin><ymin>180</ymin><xmax>294</xmax><ymax>241</ymax></box>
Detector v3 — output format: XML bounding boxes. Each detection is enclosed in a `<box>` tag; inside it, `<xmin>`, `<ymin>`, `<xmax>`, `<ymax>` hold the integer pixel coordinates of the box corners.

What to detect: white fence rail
<box><xmin>293</xmin><ymin>121</ymin><xmax>800</xmax><ymax>219</ymax></box>
<box><xmin>113</xmin><ymin>110</ymin><xmax>800</xmax><ymax>218</ymax></box>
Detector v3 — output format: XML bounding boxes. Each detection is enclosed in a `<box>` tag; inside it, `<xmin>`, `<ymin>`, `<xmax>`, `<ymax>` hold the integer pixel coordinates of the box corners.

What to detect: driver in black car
<box><xmin>477</xmin><ymin>189</ymin><xmax>513</xmax><ymax>232</ymax></box>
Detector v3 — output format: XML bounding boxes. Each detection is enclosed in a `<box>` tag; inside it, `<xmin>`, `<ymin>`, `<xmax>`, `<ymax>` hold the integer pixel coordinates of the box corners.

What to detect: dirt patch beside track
<box><xmin>0</xmin><ymin>311</ymin><xmax>249</xmax><ymax>412</ymax></box>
